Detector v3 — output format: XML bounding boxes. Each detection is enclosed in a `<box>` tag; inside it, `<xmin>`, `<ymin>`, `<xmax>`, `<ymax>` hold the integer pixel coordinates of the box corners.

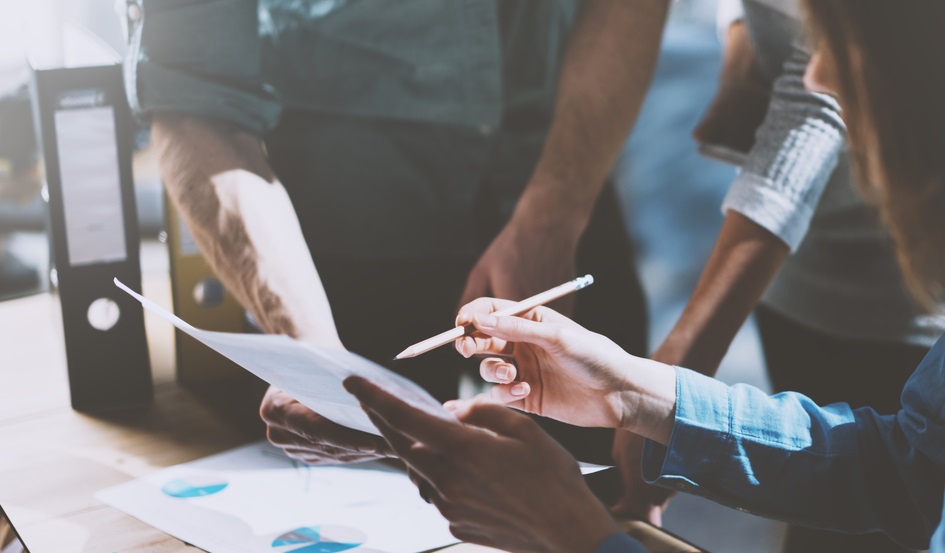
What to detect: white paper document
<box><xmin>115</xmin><ymin>279</ymin><xmax>454</xmax><ymax>436</ymax></box>
<box><xmin>97</xmin><ymin>441</ymin><xmax>459</xmax><ymax>553</ymax></box>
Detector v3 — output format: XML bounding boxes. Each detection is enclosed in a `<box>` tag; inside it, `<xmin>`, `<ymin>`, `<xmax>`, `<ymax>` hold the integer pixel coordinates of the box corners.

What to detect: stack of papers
<box><xmin>97</xmin><ymin>441</ymin><xmax>459</xmax><ymax>553</ymax></box>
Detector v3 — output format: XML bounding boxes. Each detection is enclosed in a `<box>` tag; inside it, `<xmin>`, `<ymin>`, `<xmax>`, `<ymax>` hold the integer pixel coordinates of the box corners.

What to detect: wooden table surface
<box><xmin>0</xmin><ymin>265</ymin><xmax>496</xmax><ymax>553</ymax></box>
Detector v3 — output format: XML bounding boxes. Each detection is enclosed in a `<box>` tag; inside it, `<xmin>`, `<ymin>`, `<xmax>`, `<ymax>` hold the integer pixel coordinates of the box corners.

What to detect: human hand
<box><xmin>260</xmin><ymin>386</ymin><xmax>393</xmax><ymax>464</ymax></box>
<box><xmin>453</xmin><ymin>299</ymin><xmax>676</xmax><ymax>440</ymax></box>
<box><xmin>692</xmin><ymin>20</ymin><xmax>772</xmax><ymax>156</ymax></box>
<box><xmin>344</xmin><ymin>377</ymin><xmax>621</xmax><ymax>553</ymax></box>
<box><xmin>459</xmin><ymin>205</ymin><xmax>580</xmax><ymax>317</ymax></box>
<box><xmin>610</xmin><ymin>430</ymin><xmax>675</xmax><ymax>525</ymax></box>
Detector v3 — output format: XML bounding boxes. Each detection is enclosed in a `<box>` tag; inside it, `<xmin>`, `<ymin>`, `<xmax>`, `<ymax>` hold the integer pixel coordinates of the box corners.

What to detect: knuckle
<box><xmin>487</xmin><ymin>386</ymin><xmax>508</xmax><ymax>403</ymax></box>
<box><xmin>545</xmin><ymin>324</ymin><xmax>566</xmax><ymax>347</ymax></box>
<box><xmin>259</xmin><ymin>398</ymin><xmax>282</xmax><ymax>424</ymax></box>
<box><xmin>266</xmin><ymin>426</ymin><xmax>282</xmax><ymax>445</ymax></box>
<box><xmin>437</xmin><ymin>479</ymin><xmax>462</xmax><ymax>502</ymax></box>
<box><xmin>437</xmin><ymin>502</ymin><xmax>459</xmax><ymax>521</ymax></box>
<box><xmin>450</xmin><ymin>526</ymin><xmax>479</xmax><ymax>544</ymax></box>
<box><xmin>510</xmin><ymin>412</ymin><xmax>538</xmax><ymax>434</ymax></box>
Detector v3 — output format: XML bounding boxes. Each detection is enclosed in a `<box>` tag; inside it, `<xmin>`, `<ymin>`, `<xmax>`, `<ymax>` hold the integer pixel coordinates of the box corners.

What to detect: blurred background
<box><xmin>0</xmin><ymin>0</ymin><xmax>784</xmax><ymax>550</ymax></box>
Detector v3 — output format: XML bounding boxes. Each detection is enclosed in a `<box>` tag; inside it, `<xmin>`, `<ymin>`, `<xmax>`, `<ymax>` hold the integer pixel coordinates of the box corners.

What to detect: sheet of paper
<box><xmin>97</xmin><ymin>441</ymin><xmax>459</xmax><ymax>553</ymax></box>
<box><xmin>115</xmin><ymin>279</ymin><xmax>454</xmax><ymax>436</ymax></box>
<box><xmin>577</xmin><ymin>462</ymin><xmax>612</xmax><ymax>475</ymax></box>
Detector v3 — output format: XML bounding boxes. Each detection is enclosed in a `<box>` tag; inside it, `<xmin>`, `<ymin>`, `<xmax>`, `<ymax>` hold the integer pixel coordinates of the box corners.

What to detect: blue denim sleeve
<box><xmin>594</xmin><ymin>532</ymin><xmax>648</xmax><ymax>553</ymax></box>
<box><xmin>934</xmin><ymin>494</ymin><xmax>945</xmax><ymax>553</ymax></box>
<box><xmin>641</xmin><ymin>347</ymin><xmax>945</xmax><ymax>550</ymax></box>
<box><xmin>125</xmin><ymin>0</ymin><xmax>282</xmax><ymax>134</ymax></box>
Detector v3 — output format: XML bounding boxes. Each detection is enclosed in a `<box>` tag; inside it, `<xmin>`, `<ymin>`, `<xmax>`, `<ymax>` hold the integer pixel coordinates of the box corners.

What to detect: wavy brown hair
<box><xmin>803</xmin><ymin>0</ymin><xmax>945</xmax><ymax>309</ymax></box>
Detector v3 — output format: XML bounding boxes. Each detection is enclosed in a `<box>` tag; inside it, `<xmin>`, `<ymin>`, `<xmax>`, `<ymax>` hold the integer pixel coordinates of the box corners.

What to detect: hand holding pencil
<box><xmin>443</xmin><ymin>281</ymin><xmax>672</xmax><ymax>432</ymax></box>
<box><xmin>395</xmin><ymin>275</ymin><xmax>594</xmax><ymax>360</ymax></box>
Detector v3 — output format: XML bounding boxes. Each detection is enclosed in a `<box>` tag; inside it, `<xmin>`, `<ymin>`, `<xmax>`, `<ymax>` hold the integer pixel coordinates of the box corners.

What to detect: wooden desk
<box><xmin>0</xmin><ymin>266</ymin><xmax>494</xmax><ymax>552</ymax></box>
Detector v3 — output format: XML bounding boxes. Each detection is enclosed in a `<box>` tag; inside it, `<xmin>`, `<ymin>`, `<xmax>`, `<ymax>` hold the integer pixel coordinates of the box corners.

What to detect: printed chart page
<box><xmin>98</xmin><ymin>441</ymin><xmax>458</xmax><ymax>553</ymax></box>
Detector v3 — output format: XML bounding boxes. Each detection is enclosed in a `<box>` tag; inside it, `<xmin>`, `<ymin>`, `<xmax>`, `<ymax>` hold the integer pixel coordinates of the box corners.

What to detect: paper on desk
<box><xmin>97</xmin><ymin>441</ymin><xmax>459</xmax><ymax>553</ymax></box>
<box><xmin>115</xmin><ymin>279</ymin><xmax>454</xmax><ymax>436</ymax></box>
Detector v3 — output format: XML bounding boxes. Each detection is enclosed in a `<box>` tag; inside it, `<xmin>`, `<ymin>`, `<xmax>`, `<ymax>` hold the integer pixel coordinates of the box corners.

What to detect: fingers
<box><xmin>363</xmin><ymin>408</ymin><xmax>453</xmax><ymax>495</ymax></box>
<box><xmin>268</xmin><ymin>428</ymin><xmax>391</xmax><ymax>464</ymax></box>
<box><xmin>345</xmin><ymin>377</ymin><xmax>464</xmax><ymax>450</ymax></box>
<box><xmin>455</xmin><ymin>298</ymin><xmax>515</xmax><ymax>359</ymax></box>
<box><xmin>282</xmin><ymin>406</ymin><xmax>390</xmax><ymax>455</ymax></box>
<box><xmin>455</xmin><ymin>297</ymin><xmax>518</xmax><ymax>326</ymax></box>
<box><xmin>470</xmin><ymin>311</ymin><xmax>565</xmax><ymax>352</ymax></box>
<box><xmin>455</xmin><ymin>334</ymin><xmax>513</xmax><ymax>359</ymax></box>
<box><xmin>480</xmin><ymin>357</ymin><xmax>517</xmax><ymax>384</ymax></box>
<box><xmin>487</xmin><ymin>382</ymin><xmax>531</xmax><ymax>405</ymax></box>
<box><xmin>455</xmin><ymin>298</ymin><xmax>571</xmax><ymax>358</ymax></box>
<box><xmin>449</xmin><ymin>399</ymin><xmax>538</xmax><ymax>439</ymax></box>
<box><xmin>262</xmin><ymin>387</ymin><xmax>391</xmax><ymax>457</ymax></box>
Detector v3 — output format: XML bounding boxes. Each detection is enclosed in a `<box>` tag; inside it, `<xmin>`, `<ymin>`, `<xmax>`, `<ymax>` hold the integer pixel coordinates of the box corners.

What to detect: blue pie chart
<box><xmin>161</xmin><ymin>477</ymin><xmax>228</xmax><ymax>498</ymax></box>
<box><xmin>272</xmin><ymin>526</ymin><xmax>366</xmax><ymax>552</ymax></box>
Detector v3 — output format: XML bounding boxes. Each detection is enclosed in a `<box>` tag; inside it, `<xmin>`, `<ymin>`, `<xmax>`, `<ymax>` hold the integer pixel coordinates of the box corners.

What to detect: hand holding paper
<box><xmin>115</xmin><ymin>279</ymin><xmax>455</xmax><ymax>436</ymax></box>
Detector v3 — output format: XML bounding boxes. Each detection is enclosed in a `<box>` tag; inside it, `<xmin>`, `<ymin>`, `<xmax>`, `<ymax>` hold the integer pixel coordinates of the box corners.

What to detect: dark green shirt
<box><xmin>127</xmin><ymin>0</ymin><xmax>579</xmax><ymax>134</ymax></box>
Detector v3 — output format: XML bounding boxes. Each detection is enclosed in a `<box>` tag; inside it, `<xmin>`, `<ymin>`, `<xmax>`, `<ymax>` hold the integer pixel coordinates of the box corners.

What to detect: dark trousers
<box><xmin>308</xmin><ymin>185</ymin><xmax>646</xmax><ymax>464</ymax></box>
<box><xmin>269</xmin><ymin>113</ymin><xmax>648</xmax><ymax>464</ymax></box>
<box><xmin>757</xmin><ymin>306</ymin><xmax>928</xmax><ymax>553</ymax></box>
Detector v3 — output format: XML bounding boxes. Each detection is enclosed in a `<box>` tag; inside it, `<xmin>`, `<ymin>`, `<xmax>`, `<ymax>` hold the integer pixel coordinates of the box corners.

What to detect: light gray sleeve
<box><xmin>721</xmin><ymin>43</ymin><xmax>846</xmax><ymax>251</ymax></box>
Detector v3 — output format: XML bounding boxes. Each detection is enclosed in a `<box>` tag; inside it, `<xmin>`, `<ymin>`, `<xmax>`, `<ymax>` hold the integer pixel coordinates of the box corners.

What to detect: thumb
<box><xmin>452</xmin><ymin>399</ymin><xmax>537</xmax><ymax>439</ymax></box>
<box><xmin>472</xmin><ymin>311</ymin><xmax>563</xmax><ymax>351</ymax></box>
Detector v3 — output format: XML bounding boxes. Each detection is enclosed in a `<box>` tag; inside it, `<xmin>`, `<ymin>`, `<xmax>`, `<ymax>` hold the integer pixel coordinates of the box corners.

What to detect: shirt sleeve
<box><xmin>124</xmin><ymin>0</ymin><xmax>282</xmax><ymax>134</ymax></box>
<box><xmin>716</xmin><ymin>0</ymin><xmax>745</xmax><ymax>41</ymax></box>
<box><xmin>641</xmin><ymin>356</ymin><xmax>945</xmax><ymax>550</ymax></box>
<box><xmin>933</xmin><ymin>498</ymin><xmax>945</xmax><ymax>553</ymax></box>
<box><xmin>720</xmin><ymin>41</ymin><xmax>846</xmax><ymax>251</ymax></box>
<box><xmin>594</xmin><ymin>532</ymin><xmax>649</xmax><ymax>553</ymax></box>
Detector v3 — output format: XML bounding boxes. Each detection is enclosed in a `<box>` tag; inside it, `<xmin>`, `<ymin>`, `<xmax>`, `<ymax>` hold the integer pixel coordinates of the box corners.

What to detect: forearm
<box><xmin>517</xmin><ymin>0</ymin><xmax>669</xmax><ymax>232</ymax></box>
<box><xmin>654</xmin><ymin>211</ymin><xmax>788</xmax><ymax>373</ymax></box>
<box><xmin>151</xmin><ymin>114</ymin><xmax>341</xmax><ymax>346</ymax></box>
<box><xmin>641</xmin><ymin>368</ymin><xmax>943</xmax><ymax>548</ymax></box>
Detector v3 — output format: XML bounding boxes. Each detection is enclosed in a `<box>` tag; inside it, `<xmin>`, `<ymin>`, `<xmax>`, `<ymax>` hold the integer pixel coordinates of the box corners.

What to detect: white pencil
<box><xmin>394</xmin><ymin>274</ymin><xmax>595</xmax><ymax>360</ymax></box>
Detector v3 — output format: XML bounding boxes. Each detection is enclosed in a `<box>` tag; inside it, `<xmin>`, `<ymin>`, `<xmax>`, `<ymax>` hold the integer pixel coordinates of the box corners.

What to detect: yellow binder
<box><xmin>165</xmin><ymin>193</ymin><xmax>247</xmax><ymax>384</ymax></box>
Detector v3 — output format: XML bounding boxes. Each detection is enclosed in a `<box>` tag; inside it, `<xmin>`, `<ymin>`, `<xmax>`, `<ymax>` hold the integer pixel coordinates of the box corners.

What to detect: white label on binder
<box><xmin>55</xmin><ymin>106</ymin><xmax>127</xmax><ymax>267</ymax></box>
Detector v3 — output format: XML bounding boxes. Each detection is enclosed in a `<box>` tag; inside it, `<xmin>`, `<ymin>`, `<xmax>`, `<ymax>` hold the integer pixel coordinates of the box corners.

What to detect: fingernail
<box><xmin>511</xmin><ymin>383</ymin><xmax>528</xmax><ymax>397</ymax></box>
<box><xmin>475</xmin><ymin>313</ymin><xmax>498</xmax><ymax>328</ymax></box>
<box><xmin>357</xmin><ymin>441</ymin><xmax>378</xmax><ymax>454</ymax></box>
<box><xmin>460</xmin><ymin>337</ymin><xmax>474</xmax><ymax>358</ymax></box>
<box><xmin>496</xmin><ymin>364</ymin><xmax>512</xmax><ymax>382</ymax></box>
<box><xmin>443</xmin><ymin>400</ymin><xmax>459</xmax><ymax>412</ymax></box>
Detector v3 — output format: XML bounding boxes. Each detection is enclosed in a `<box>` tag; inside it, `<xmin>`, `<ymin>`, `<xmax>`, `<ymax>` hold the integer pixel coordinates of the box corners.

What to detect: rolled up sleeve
<box><xmin>721</xmin><ymin>43</ymin><xmax>846</xmax><ymax>251</ymax></box>
<box><xmin>125</xmin><ymin>0</ymin><xmax>282</xmax><ymax>134</ymax></box>
<box><xmin>642</xmin><ymin>360</ymin><xmax>945</xmax><ymax>550</ymax></box>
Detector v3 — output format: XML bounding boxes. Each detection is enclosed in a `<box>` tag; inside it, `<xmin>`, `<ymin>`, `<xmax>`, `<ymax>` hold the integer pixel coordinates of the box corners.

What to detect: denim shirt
<box><xmin>633</xmin><ymin>334</ymin><xmax>945</xmax><ymax>551</ymax></box>
<box><xmin>125</xmin><ymin>0</ymin><xmax>579</xmax><ymax>134</ymax></box>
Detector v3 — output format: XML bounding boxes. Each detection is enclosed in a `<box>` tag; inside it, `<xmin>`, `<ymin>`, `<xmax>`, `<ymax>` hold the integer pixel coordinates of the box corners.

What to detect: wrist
<box><xmin>556</xmin><ymin>496</ymin><xmax>620</xmax><ymax>553</ymax></box>
<box><xmin>615</xmin><ymin>355</ymin><xmax>677</xmax><ymax>445</ymax></box>
<box><xmin>514</xmin><ymin>174</ymin><xmax>597</xmax><ymax>238</ymax></box>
